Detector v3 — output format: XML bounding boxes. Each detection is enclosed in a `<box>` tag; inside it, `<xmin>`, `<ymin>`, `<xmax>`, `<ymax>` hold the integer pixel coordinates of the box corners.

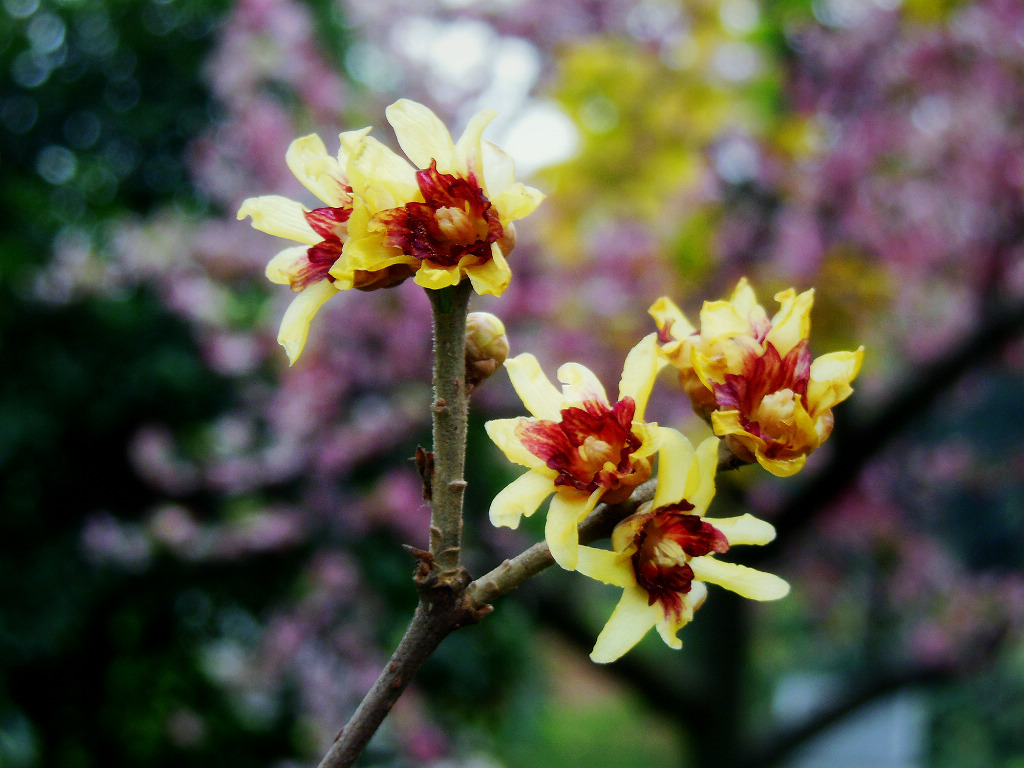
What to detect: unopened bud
<box><xmin>465</xmin><ymin>312</ymin><xmax>510</xmax><ymax>391</ymax></box>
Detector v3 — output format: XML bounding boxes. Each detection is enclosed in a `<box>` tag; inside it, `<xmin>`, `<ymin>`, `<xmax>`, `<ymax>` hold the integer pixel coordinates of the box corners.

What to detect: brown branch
<box><xmin>316</xmin><ymin>570</ymin><xmax>485</xmax><ymax>768</ymax></box>
<box><xmin>319</xmin><ymin>441</ymin><xmax>741</xmax><ymax>767</ymax></box>
<box><xmin>466</xmin><ymin>479</ymin><xmax>656</xmax><ymax>608</ymax></box>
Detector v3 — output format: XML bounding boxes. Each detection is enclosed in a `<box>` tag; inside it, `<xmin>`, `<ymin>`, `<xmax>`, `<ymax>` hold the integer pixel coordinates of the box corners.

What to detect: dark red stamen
<box><xmin>631</xmin><ymin>506</ymin><xmax>729</xmax><ymax>621</ymax></box>
<box><xmin>290</xmin><ymin>205</ymin><xmax>351</xmax><ymax>291</ymax></box>
<box><xmin>516</xmin><ymin>397</ymin><xmax>642</xmax><ymax>494</ymax></box>
<box><xmin>375</xmin><ymin>161</ymin><xmax>503</xmax><ymax>267</ymax></box>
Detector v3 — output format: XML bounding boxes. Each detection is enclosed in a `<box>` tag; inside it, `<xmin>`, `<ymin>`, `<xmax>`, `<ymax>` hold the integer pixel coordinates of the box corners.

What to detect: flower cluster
<box><xmin>486</xmin><ymin>279</ymin><xmax>863</xmax><ymax>661</ymax></box>
<box><xmin>237</xmin><ymin>100</ymin><xmax>861</xmax><ymax>667</ymax></box>
<box><xmin>576</xmin><ymin>432</ymin><xmax>788</xmax><ymax>662</ymax></box>
<box><xmin>486</xmin><ymin>333</ymin><xmax>794</xmax><ymax>661</ymax></box>
<box><xmin>238</xmin><ymin>99</ymin><xmax>544</xmax><ymax>363</ymax></box>
<box><xmin>651</xmin><ymin>278</ymin><xmax>864</xmax><ymax>477</ymax></box>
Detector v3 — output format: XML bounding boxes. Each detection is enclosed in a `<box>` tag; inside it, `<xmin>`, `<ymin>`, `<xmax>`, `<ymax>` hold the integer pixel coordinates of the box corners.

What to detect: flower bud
<box><xmin>465</xmin><ymin>312</ymin><xmax>509</xmax><ymax>391</ymax></box>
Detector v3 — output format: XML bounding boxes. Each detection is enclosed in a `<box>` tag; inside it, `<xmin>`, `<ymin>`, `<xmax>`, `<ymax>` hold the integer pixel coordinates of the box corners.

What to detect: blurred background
<box><xmin>3</xmin><ymin>0</ymin><xmax>1024</xmax><ymax>766</ymax></box>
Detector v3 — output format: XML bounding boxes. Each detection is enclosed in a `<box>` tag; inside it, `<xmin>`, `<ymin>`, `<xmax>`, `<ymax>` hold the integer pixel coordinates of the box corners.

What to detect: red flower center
<box><xmin>373</xmin><ymin>161</ymin><xmax>503</xmax><ymax>268</ymax></box>
<box><xmin>711</xmin><ymin>340</ymin><xmax>812</xmax><ymax>454</ymax></box>
<box><xmin>516</xmin><ymin>397</ymin><xmax>649</xmax><ymax>498</ymax></box>
<box><xmin>631</xmin><ymin>505</ymin><xmax>729</xmax><ymax>621</ymax></box>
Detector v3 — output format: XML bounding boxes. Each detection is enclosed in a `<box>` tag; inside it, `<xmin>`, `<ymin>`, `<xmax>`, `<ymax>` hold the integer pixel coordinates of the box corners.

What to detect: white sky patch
<box><xmin>714</xmin><ymin>136</ymin><xmax>759</xmax><ymax>183</ymax></box>
<box><xmin>719</xmin><ymin>0</ymin><xmax>760</xmax><ymax>35</ymax></box>
<box><xmin>391</xmin><ymin>16</ymin><xmax>495</xmax><ymax>97</ymax></box>
<box><xmin>468</xmin><ymin>36</ymin><xmax>541</xmax><ymax>122</ymax></box>
<box><xmin>499</xmin><ymin>100</ymin><xmax>580</xmax><ymax>177</ymax></box>
<box><xmin>390</xmin><ymin>16</ymin><xmax>573</xmax><ymax>176</ymax></box>
<box><xmin>626</xmin><ymin>0</ymin><xmax>683</xmax><ymax>42</ymax></box>
<box><xmin>713</xmin><ymin>41</ymin><xmax>760</xmax><ymax>81</ymax></box>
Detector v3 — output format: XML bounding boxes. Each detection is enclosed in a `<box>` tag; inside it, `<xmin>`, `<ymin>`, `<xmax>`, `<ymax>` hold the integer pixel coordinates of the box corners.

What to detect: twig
<box><xmin>318</xmin><ymin>416</ymin><xmax>741</xmax><ymax>766</ymax></box>
<box><xmin>466</xmin><ymin>480</ymin><xmax>656</xmax><ymax>607</ymax></box>
<box><xmin>316</xmin><ymin>571</ymin><xmax>484</xmax><ymax>768</ymax></box>
<box><xmin>426</xmin><ymin>282</ymin><xmax>473</xmax><ymax>575</ymax></box>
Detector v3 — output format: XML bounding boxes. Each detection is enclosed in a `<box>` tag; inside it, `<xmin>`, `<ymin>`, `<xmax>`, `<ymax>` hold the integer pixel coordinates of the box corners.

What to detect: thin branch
<box><xmin>316</xmin><ymin>571</ymin><xmax>483</xmax><ymax>768</ymax></box>
<box><xmin>467</xmin><ymin>480</ymin><xmax>656</xmax><ymax>608</ymax></box>
<box><xmin>318</xmin><ymin>422</ymin><xmax>740</xmax><ymax>766</ymax></box>
<box><xmin>468</xmin><ymin>444</ymin><xmax>744</xmax><ymax>607</ymax></box>
<box><xmin>427</xmin><ymin>282</ymin><xmax>473</xmax><ymax>575</ymax></box>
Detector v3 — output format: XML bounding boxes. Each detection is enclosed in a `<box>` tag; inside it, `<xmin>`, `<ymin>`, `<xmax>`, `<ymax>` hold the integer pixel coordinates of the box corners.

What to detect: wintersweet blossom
<box><xmin>485</xmin><ymin>334</ymin><xmax>663</xmax><ymax>570</ymax></box>
<box><xmin>237</xmin><ymin>129</ymin><xmax>381</xmax><ymax>364</ymax></box>
<box><xmin>338</xmin><ymin>99</ymin><xmax>544</xmax><ymax>297</ymax></box>
<box><xmin>651</xmin><ymin>278</ymin><xmax>864</xmax><ymax>476</ymax></box>
<box><xmin>575</xmin><ymin>433</ymin><xmax>789</xmax><ymax>663</ymax></box>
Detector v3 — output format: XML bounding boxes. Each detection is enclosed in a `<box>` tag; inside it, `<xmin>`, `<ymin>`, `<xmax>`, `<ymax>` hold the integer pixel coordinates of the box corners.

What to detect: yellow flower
<box><xmin>237</xmin><ymin>129</ymin><xmax>394</xmax><ymax>364</ymax></box>
<box><xmin>575</xmin><ymin>433</ymin><xmax>789</xmax><ymax>663</ymax></box>
<box><xmin>650</xmin><ymin>278</ymin><xmax>864</xmax><ymax>476</ymax></box>
<box><xmin>650</xmin><ymin>278</ymin><xmax>813</xmax><ymax>417</ymax></box>
<box><xmin>485</xmin><ymin>334</ymin><xmax>663</xmax><ymax>570</ymax></box>
<box><xmin>338</xmin><ymin>99</ymin><xmax>545</xmax><ymax>297</ymax></box>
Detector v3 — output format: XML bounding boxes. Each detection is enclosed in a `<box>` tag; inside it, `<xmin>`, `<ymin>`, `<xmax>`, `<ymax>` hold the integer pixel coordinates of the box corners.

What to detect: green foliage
<box><xmin>930</xmin><ymin>647</ymin><xmax>1024</xmax><ymax>768</ymax></box>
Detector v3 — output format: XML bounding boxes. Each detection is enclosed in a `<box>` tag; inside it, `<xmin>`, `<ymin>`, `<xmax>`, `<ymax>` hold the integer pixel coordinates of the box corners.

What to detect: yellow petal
<box><xmin>481</xmin><ymin>139</ymin><xmax>515</xmax><ymax>197</ymax></box>
<box><xmin>346</xmin><ymin>135</ymin><xmax>419</xmax><ymax>210</ymax></box>
<box><xmin>484</xmin><ymin>418</ymin><xmax>547</xmax><ymax>468</ymax></box>
<box><xmin>655</xmin><ymin>581</ymin><xmax>705</xmax><ymax>649</ymax></box>
<box><xmin>493</xmin><ymin>182</ymin><xmax>545</xmax><ymax>223</ymax></box>
<box><xmin>336</xmin><ymin>233</ymin><xmax>406</xmax><ymax>273</ymax></box>
<box><xmin>651</xmin><ymin>427</ymin><xmax>696</xmax><ymax>509</ymax></box>
<box><xmin>386</xmin><ymin>98</ymin><xmax>455</xmax><ymax>171</ymax></box>
<box><xmin>546</xmin><ymin>488</ymin><xmax>601</xmax><ymax>570</ymax></box>
<box><xmin>453</xmin><ymin>107</ymin><xmax>497</xmax><ymax>181</ymax></box>
<box><xmin>575</xmin><ymin>546</ymin><xmax>634</xmax><ymax>588</ymax></box>
<box><xmin>685</xmin><ymin>435</ymin><xmax>720</xmax><ymax>516</ymax></box>
<box><xmin>285</xmin><ymin>134</ymin><xmax>347</xmax><ymax>206</ymax></box>
<box><xmin>557</xmin><ymin>362</ymin><xmax>608</xmax><ymax>407</ymax></box>
<box><xmin>808</xmin><ymin>346</ymin><xmax>865</xmax><ymax>413</ymax></box>
<box><xmin>753</xmin><ymin>450</ymin><xmax>807</xmax><ymax>478</ymax></box>
<box><xmin>618</xmin><ymin>333</ymin><xmax>660</xmax><ymax>420</ymax></box>
<box><xmin>277</xmin><ymin>279</ymin><xmax>338</xmax><ymax>364</ymax></box>
<box><xmin>265</xmin><ymin>245</ymin><xmax>311</xmax><ymax>285</ymax></box>
<box><xmin>630</xmin><ymin>421</ymin><xmax>663</xmax><ymax>459</ymax></box>
<box><xmin>504</xmin><ymin>354</ymin><xmax>563</xmax><ymax>421</ymax></box>
<box><xmin>690</xmin><ymin>558</ymin><xmax>790</xmax><ymax>600</ymax></box>
<box><xmin>237</xmin><ymin>195</ymin><xmax>318</xmax><ymax>245</ymax></box>
<box><xmin>767</xmin><ymin>287</ymin><xmax>814</xmax><ymax>356</ymax></box>
<box><xmin>711</xmin><ymin>514</ymin><xmax>777</xmax><ymax>546</ymax></box>
<box><xmin>590</xmin><ymin>586</ymin><xmax>660</xmax><ymax>663</ymax></box>
<box><xmin>699</xmin><ymin>299</ymin><xmax>752</xmax><ymax>341</ymax></box>
<box><xmin>465</xmin><ymin>244</ymin><xmax>511</xmax><ymax>296</ymax></box>
<box><xmin>727</xmin><ymin>277</ymin><xmax>758</xmax><ymax>317</ymax></box>
<box><xmin>711</xmin><ymin>410</ymin><xmax>762</xmax><ymax>447</ymax></box>
<box><xmin>336</xmin><ymin>126</ymin><xmax>372</xmax><ymax>163</ymax></box>
<box><xmin>413</xmin><ymin>263</ymin><xmax>460</xmax><ymax>290</ymax></box>
<box><xmin>649</xmin><ymin>296</ymin><xmax>697</xmax><ymax>340</ymax></box>
<box><xmin>489</xmin><ymin>467</ymin><xmax>555</xmax><ymax>529</ymax></box>
<box><xmin>611</xmin><ymin>511</ymin><xmax>647</xmax><ymax>554</ymax></box>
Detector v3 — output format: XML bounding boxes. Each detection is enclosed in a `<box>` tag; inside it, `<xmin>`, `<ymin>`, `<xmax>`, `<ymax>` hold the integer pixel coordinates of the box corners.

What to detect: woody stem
<box><xmin>427</xmin><ymin>281</ymin><xmax>473</xmax><ymax>574</ymax></box>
